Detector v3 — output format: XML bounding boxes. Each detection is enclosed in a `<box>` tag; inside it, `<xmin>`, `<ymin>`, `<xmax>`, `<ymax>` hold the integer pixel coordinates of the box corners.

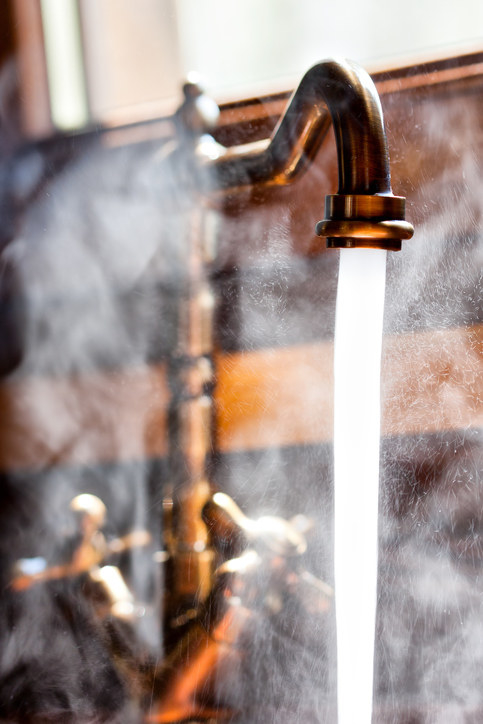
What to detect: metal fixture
<box><xmin>151</xmin><ymin>78</ymin><xmax>333</xmax><ymax>722</ymax></box>
<box><xmin>162</xmin><ymin>207</ymin><xmax>217</xmax><ymax>624</ymax></box>
<box><xmin>174</xmin><ymin>73</ymin><xmax>220</xmax><ymax>145</ymax></box>
<box><xmin>149</xmin><ymin>494</ymin><xmax>331</xmax><ymax>723</ymax></box>
<box><xmin>203</xmin><ymin>57</ymin><xmax>413</xmax><ymax>250</ymax></box>
<box><xmin>151</xmin><ymin>57</ymin><xmax>412</xmax><ymax>721</ymax></box>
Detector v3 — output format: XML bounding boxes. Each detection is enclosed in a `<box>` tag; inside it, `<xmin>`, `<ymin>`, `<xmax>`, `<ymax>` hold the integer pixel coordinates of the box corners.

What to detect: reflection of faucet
<box><xmin>149</xmin><ymin>493</ymin><xmax>332</xmax><ymax>723</ymax></box>
<box><xmin>11</xmin><ymin>493</ymin><xmax>151</xmax><ymax>621</ymax></box>
<box><xmin>11</xmin><ymin>489</ymin><xmax>331</xmax><ymax>723</ymax></box>
<box><xmin>174</xmin><ymin>73</ymin><xmax>220</xmax><ymax>147</ymax></box>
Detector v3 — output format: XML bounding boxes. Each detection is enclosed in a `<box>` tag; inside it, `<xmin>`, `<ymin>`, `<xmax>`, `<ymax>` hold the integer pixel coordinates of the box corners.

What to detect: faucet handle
<box><xmin>11</xmin><ymin>494</ymin><xmax>151</xmax><ymax>592</ymax></box>
<box><xmin>202</xmin><ymin>492</ymin><xmax>248</xmax><ymax>554</ymax></box>
<box><xmin>203</xmin><ymin>492</ymin><xmax>309</xmax><ymax>557</ymax></box>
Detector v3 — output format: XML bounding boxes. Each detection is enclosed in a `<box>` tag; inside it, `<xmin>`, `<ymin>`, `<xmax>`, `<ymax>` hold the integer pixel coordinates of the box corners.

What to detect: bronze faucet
<box><xmin>204</xmin><ymin>57</ymin><xmax>413</xmax><ymax>250</ymax></box>
<box><xmin>149</xmin><ymin>58</ymin><xmax>413</xmax><ymax>722</ymax></box>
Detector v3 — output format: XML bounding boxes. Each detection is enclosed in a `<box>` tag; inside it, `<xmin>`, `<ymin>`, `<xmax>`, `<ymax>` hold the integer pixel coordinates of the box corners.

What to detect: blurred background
<box><xmin>3</xmin><ymin>0</ymin><xmax>483</xmax><ymax>137</ymax></box>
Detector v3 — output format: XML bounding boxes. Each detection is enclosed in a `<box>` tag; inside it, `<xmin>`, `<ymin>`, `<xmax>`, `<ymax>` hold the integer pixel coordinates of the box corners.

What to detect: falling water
<box><xmin>333</xmin><ymin>247</ymin><xmax>387</xmax><ymax>724</ymax></box>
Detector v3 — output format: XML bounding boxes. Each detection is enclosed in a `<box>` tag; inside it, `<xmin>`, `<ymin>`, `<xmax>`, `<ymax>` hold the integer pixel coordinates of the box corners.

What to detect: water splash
<box><xmin>333</xmin><ymin>248</ymin><xmax>387</xmax><ymax>723</ymax></box>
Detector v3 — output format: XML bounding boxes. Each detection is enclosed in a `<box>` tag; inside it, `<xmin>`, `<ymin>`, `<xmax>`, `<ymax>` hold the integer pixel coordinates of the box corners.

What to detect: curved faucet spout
<box><xmin>206</xmin><ymin>58</ymin><xmax>391</xmax><ymax>194</ymax></box>
<box><xmin>201</xmin><ymin>57</ymin><xmax>413</xmax><ymax>250</ymax></box>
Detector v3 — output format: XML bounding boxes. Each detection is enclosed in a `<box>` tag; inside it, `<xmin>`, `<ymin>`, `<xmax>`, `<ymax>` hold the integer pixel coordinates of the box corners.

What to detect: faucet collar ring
<box><xmin>317</xmin><ymin>219</ymin><xmax>413</xmax><ymax>251</ymax></box>
<box><xmin>324</xmin><ymin>193</ymin><xmax>406</xmax><ymax>221</ymax></box>
<box><xmin>315</xmin><ymin>192</ymin><xmax>414</xmax><ymax>251</ymax></box>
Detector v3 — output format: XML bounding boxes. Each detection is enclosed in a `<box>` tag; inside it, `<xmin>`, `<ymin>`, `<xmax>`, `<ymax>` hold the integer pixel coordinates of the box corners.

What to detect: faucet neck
<box><xmin>199</xmin><ymin>57</ymin><xmax>413</xmax><ymax>250</ymax></box>
<box><xmin>202</xmin><ymin>57</ymin><xmax>393</xmax><ymax>193</ymax></box>
<box><xmin>281</xmin><ymin>57</ymin><xmax>392</xmax><ymax>195</ymax></box>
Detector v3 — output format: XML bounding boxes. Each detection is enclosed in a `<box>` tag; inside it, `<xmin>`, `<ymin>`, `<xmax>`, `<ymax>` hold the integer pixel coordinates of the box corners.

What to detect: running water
<box><xmin>333</xmin><ymin>248</ymin><xmax>387</xmax><ymax>724</ymax></box>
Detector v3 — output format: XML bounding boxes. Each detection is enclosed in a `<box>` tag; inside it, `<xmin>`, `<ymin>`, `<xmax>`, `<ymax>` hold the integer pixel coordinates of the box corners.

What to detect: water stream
<box><xmin>333</xmin><ymin>248</ymin><xmax>387</xmax><ymax>723</ymax></box>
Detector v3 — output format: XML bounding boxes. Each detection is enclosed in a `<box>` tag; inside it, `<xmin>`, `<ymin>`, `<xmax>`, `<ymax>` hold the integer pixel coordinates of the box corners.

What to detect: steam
<box><xmin>375</xmin><ymin>98</ymin><xmax>483</xmax><ymax>720</ymax></box>
<box><xmin>208</xmin><ymin>95</ymin><xmax>483</xmax><ymax>723</ymax></box>
<box><xmin>0</xmin><ymin>132</ymin><xmax>197</xmax><ymax>720</ymax></box>
<box><xmin>0</xmin><ymin>57</ymin><xmax>482</xmax><ymax>724</ymax></box>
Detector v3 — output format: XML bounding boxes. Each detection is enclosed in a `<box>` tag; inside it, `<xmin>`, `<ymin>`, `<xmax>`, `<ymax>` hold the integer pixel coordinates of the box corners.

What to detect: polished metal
<box><xmin>163</xmin><ymin>209</ymin><xmax>217</xmax><ymax>620</ymax></box>
<box><xmin>318</xmin><ymin>192</ymin><xmax>414</xmax><ymax>250</ymax></box>
<box><xmin>202</xmin><ymin>58</ymin><xmax>413</xmax><ymax>250</ymax></box>
<box><xmin>175</xmin><ymin>75</ymin><xmax>221</xmax><ymax>144</ymax></box>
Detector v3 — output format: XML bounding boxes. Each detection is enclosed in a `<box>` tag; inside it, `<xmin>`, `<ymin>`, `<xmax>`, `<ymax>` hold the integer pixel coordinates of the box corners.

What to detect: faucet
<box><xmin>148</xmin><ymin>57</ymin><xmax>414</xmax><ymax>722</ymax></box>
<box><xmin>203</xmin><ymin>57</ymin><xmax>413</xmax><ymax>250</ymax></box>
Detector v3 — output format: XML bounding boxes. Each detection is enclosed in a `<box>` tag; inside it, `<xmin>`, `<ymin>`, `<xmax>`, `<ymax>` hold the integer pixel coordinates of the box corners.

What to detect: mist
<box><xmin>0</xmin><ymin>29</ymin><xmax>482</xmax><ymax>724</ymax></box>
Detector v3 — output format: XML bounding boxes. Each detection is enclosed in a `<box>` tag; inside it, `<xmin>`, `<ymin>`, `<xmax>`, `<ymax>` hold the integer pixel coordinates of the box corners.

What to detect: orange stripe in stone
<box><xmin>0</xmin><ymin>363</ymin><xmax>169</xmax><ymax>472</ymax></box>
<box><xmin>0</xmin><ymin>324</ymin><xmax>481</xmax><ymax>472</ymax></box>
<box><xmin>215</xmin><ymin>324</ymin><xmax>483</xmax><ymax>452</ymax></box>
